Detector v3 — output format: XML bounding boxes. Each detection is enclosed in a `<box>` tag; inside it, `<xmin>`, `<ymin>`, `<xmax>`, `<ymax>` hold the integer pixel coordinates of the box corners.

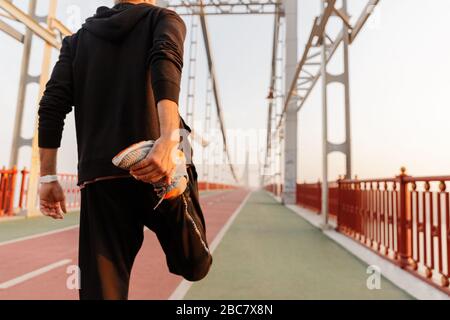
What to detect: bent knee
<box><xmin>171</xmin><ymin>255</ymin><xmax>213</xmax><ymax>282</ymax></box>
<box><xmin>184</xmin><ymin>256</ymin><xmax>213</xmax><ymax>282</ymax></box>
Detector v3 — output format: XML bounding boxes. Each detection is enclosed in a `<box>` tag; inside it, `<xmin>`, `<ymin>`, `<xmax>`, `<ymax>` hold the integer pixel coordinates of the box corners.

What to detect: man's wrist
<box><xmin>159</xmin><ymin>135</ymin><xmax>180</xmax><ymax>145</ymax></box>
<box><xmin>39</xmin><ymin>175</ymin><xmax>59</xmax><ymax>184</ymax></box>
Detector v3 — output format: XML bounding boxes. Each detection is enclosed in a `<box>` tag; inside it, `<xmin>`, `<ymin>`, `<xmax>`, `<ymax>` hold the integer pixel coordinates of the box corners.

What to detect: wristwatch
<box><xmin>39</xmin><ymin>175</ymin><xmax>59</xmax><ymax>184</ymax></box>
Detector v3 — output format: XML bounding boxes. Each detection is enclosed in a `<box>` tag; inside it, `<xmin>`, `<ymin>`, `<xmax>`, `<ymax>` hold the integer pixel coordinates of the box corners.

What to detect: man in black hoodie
<box><xmin>37</xmin><ymin>0</ymin><xmax>212</xmax><ymax>300</ymax></box>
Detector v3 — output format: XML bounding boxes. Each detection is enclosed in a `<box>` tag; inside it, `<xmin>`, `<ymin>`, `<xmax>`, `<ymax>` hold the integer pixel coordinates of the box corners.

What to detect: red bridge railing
<box><xmin>263</xmin><ymin>184</ymin><xmax>283</xmax><ymax>197</ymax></box>
<box><xmin>0</xmin><ymin>167</ymin><xmax>80</xmax><ymax>215</ymax></box>
<box><xmin>56</xmin><ymin>173</ymin><xmax>81</xmax><ymax>210</ymax></box>
<box><xmin>1</xmin><ymin>166</ymin><xmax>237</xmax><ymax>217</ymax></box>
<box><xmin>295</xmin><ymin>182</ymin><xmax>338</xmax><ymax>218</ymax></box>
<box><xmin>338</xmin><ymin>170</ymin><xmax>450</xmax><ymax>291</ymax></box>
<box><xmin>0</xmin><ymin>166</ymin><xmax>18</xmax><ymax>216</ymax></box>
<box><xmin>198</xmin><ymin>182</ymin><xmax>237</xmax><ymax>191</ymax></box>
<box><xmin>284</xmin><ymin>168</ymin><xmax>450</xmax><ymax>293</ymax></box>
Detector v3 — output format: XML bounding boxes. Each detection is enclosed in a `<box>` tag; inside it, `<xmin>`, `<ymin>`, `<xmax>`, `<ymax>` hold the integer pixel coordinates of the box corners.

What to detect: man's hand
<box><xmin>130</xmin><ymin>99</ymin><xmax>181</xmax><ymax>184</ymax></box>
<box><xmin>39</xmin><ymin>182</ymin><xmax>67</xmax><ymax>219</ymax></box>
<box><xmin>38</xmin><ymin>148</ymin><xmax>66</xmax><ymax>219</ymax></box>
<box><xmin>130</xmin><ymin>137</ymin><xmax>179</xmax><ymax>184</ymax></box>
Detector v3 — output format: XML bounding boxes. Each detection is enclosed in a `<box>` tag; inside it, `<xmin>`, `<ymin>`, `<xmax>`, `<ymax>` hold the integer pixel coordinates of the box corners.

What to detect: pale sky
<box><xmin>0</xmin><ymin>0</ymin><xmax>449</xmax><ymax>186</ymax></box>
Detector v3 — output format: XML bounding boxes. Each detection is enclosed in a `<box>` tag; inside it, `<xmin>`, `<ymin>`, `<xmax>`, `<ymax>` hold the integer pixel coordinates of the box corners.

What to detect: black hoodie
<box><xmin>38</xmin><ymin>3</ymin><xmax>187</xmax><ymax>185</ymax></box>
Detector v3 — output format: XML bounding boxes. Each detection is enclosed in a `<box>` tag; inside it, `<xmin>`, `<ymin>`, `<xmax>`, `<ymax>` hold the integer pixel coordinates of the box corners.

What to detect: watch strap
<box><xmin>39</xmin><ymin>175</ymin><xmax>59</xmax><ymax>184</ymax></box>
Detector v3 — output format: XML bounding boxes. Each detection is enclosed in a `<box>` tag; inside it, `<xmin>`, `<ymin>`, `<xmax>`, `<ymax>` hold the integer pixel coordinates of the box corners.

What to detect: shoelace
<box><xmin>153</xmin><ymin>182</ymin><xmax>170</xmax><ymax>210</ymax></box>
<box><xmin>152</xmin><ymin>176</ymin><xmax>186</xmax><ymax>210</ymax></box>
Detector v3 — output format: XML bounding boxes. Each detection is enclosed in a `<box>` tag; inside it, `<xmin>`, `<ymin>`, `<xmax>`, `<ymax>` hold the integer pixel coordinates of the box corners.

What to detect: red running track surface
<box><xmin>0</xmin><ymin>189</ymin><xmax>250</xmax><ymax>300</ymax></box>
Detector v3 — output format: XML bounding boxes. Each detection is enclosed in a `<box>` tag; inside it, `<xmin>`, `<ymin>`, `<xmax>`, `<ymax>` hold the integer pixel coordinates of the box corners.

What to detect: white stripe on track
<box><xmin>0</xmin><ymin>190</ymin><xmax>231</xmax><ymax>247</ymax></box>
<box><xmin>168</xmin><ymin>191</ymin><xmax>253</xmax><ymax>300</ymax></box>
<box><xmin>0</xmin><ymin>225</ymin><xmax>79</xmax><ymax>247</ymax></box>
<box><xmin>0</xmin><ymin>259</ymin><xmax>72</xmax><ymax>289</ymax></box>
<box><xmin>0</xmin><ymin>191</ymin><xmax>241</xmax><ymax>290</ymax></box>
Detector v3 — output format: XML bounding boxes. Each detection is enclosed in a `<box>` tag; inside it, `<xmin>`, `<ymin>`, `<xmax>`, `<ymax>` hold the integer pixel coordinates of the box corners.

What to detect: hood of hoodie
<box><xmin>82</xmin><ymin>3</ymin><xmax>155</xmax><ymax>41</ymax></box>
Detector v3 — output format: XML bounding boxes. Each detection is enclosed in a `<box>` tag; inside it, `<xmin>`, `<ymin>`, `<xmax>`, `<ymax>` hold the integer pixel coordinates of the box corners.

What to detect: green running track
<box><xmin>185</xmin><ymin>191</ymin><xmax>413</xmax><ymax>300</ymax></box>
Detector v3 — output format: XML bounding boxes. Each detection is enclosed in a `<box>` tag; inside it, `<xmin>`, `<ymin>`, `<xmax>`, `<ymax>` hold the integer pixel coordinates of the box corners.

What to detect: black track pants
<box><xmin>78</xmin><ymin>166</ymin><xmax>212</xmax><ymax>300</ymax></box>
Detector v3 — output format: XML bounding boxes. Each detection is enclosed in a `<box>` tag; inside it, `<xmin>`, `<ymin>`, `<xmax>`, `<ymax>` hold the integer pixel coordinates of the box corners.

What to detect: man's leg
<box><xmin>143</xmin><ymin>165</ymin><xmax>213</xmax><ymax>282</ymax></box>
<box><xmin>78</xmin><ymin>178</ymin><xmax>144</xmax><ymax>300</ymax></box>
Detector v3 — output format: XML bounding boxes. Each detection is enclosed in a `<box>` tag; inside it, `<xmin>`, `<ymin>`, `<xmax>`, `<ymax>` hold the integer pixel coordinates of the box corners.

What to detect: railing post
<box><xmin>336</xmin><ymin>176</ymin><xmax>342</xmax><ymax>231</ymax></box>
<box><xmin>354</xmin><ymin>177</ymin><xmax>361</xmax><ymax>240</ymax></box>
<box><xmin>0</xmin><ymin>166</ymin><xmax>7</xmax><ymax>216</ymax></box>
<box><xmin>19</xmin><ymin>167</ymin><xmax>28</xmax><ymax>210</ymax></box>
<box><xmin>7</xmin><ymin>166</ymin><xmax>18</xmax><ymax>216</ymax></box>
<box><xmin>397</xmin><ymin>167</ymin><xmax>410</xmax><ymax>269</ymax></box>
<box><xmin>317</xmin><ymin>180</ymin><xmax>322</xmax><ymax>214</ymax></box>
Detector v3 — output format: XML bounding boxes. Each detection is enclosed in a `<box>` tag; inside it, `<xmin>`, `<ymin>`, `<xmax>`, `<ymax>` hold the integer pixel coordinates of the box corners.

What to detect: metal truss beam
<box><xmin>202</xmin><ymin>74</ymin><xmax>213</xmax><ymax>185</ymax></box>
<box><xmin>270</xmin><ymin>0</ymin><xmax>379</xmax><ymax>225</ymax></box>
<box><xmin>198</xmin><ymin>1</ymin><xmax>239</xmax><ymax>183</ymax></box>
<box><xmin>276</xmin><ymin>0</ymin><xmax>380</xmax><ymax>130</ymax></box>
<box><xmin>275</xmin><ymin>0</ymin><xmax>336</xmax><ymax>130</ymax></box>
<box><xmin>351</xmin><ymin>0</ymin><xmax>380</xmax><ymax>42</ymax></box>
<box><xmin>0</xmin><ymin>18</ymin><xmax>23</xmax><ymax>42</ymax></box>
<box><xmin>295</xmin><ymin>0</ymin><xmax>380</xmax><ymax>115</ymax></box>
<box><xmin>168</xmin><ymin>0</ymin><xmax>282</xmax><ymax>16</ymax></box>
<box><xmin>0</xmin><ymin>0</ymin><xmax>72</xmax><ymax>216</ymax></box>
<box><xmin>50</xmin><ymin>16</ymin><xmax>72</xmax><ymax>38</ymax></box>
<box><xmin>4</xmin><ymin>0</ymin><xmax>72</xmax><ymax>170</ymax></box>
<box><xmin>0</xmin><ymin>0</ymin><xmax>60</xmax><ymax>48</ymax></box>
<box><xmin>262</xmin><ymin>5</ymin><xmax>281</xmax><ymax>186</ymax></box>
<box><xmin>0</xmin><ymin>0</ymin><xmax>71</xmax><ymax>45</ymax></box>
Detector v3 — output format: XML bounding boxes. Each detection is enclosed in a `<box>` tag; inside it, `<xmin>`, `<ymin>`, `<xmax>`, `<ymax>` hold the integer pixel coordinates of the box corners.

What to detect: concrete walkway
<box><xmin>185</xmin><ymin>191</ymin><xmax>413</xmax><ymax>300</ymax></box>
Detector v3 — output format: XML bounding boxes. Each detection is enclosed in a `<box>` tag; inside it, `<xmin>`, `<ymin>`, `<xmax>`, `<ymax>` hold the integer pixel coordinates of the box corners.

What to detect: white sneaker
<box><xmin>112</xmin><ymin>140</ymin><xmax>188</xmax><ymax>209</ymax></box>
<box><xmin>112</xmin><ymin>140</ymin><xmax>155</xmax><ymax>170</ymax></box>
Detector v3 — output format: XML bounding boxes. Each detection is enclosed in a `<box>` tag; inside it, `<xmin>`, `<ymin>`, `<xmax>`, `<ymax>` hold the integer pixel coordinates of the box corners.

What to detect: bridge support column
<box><xmin>282</xmin><ymin>0</ymin><xmax>298</xmax><ymax>205</ymax></box>
<box><xmin>9</xmin><ymin>0</ymin><xmax>37</xmax><ymax>168</ymax></box>
<box><xmin>27</xmin><ymin>0</ymin><xmax>59</xmax><ymax>217</ymax></box>
<box><xmin>320</xmin><ymin>0</ymin><xmax>352</xmax><ymax>226</ymax></box>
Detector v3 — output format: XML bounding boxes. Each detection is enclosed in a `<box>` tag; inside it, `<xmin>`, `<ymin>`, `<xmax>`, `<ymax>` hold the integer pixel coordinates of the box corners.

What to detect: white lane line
<box><xmin>0</xmin><ymin>190</ymin><xmax>232</xmax><ymax>247</ymax></box>
<box><xmin>0</xmin><ymin>225</ymin><xmax>79</xmax><ymax>247</ymax></box>
<box><xmin>0</xmin><ymin>259</ymin><xmax>72</xmax><ymax>289</ymax></box>
<box><xmin>208</xmin><ymin>192</ymin><xmax>252</xmax><ymax>253</ymax></box>
<box><xmin>169</xmin><ymin>191</ymin><xmax>253</xmax><ymax>300</ymax></box>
